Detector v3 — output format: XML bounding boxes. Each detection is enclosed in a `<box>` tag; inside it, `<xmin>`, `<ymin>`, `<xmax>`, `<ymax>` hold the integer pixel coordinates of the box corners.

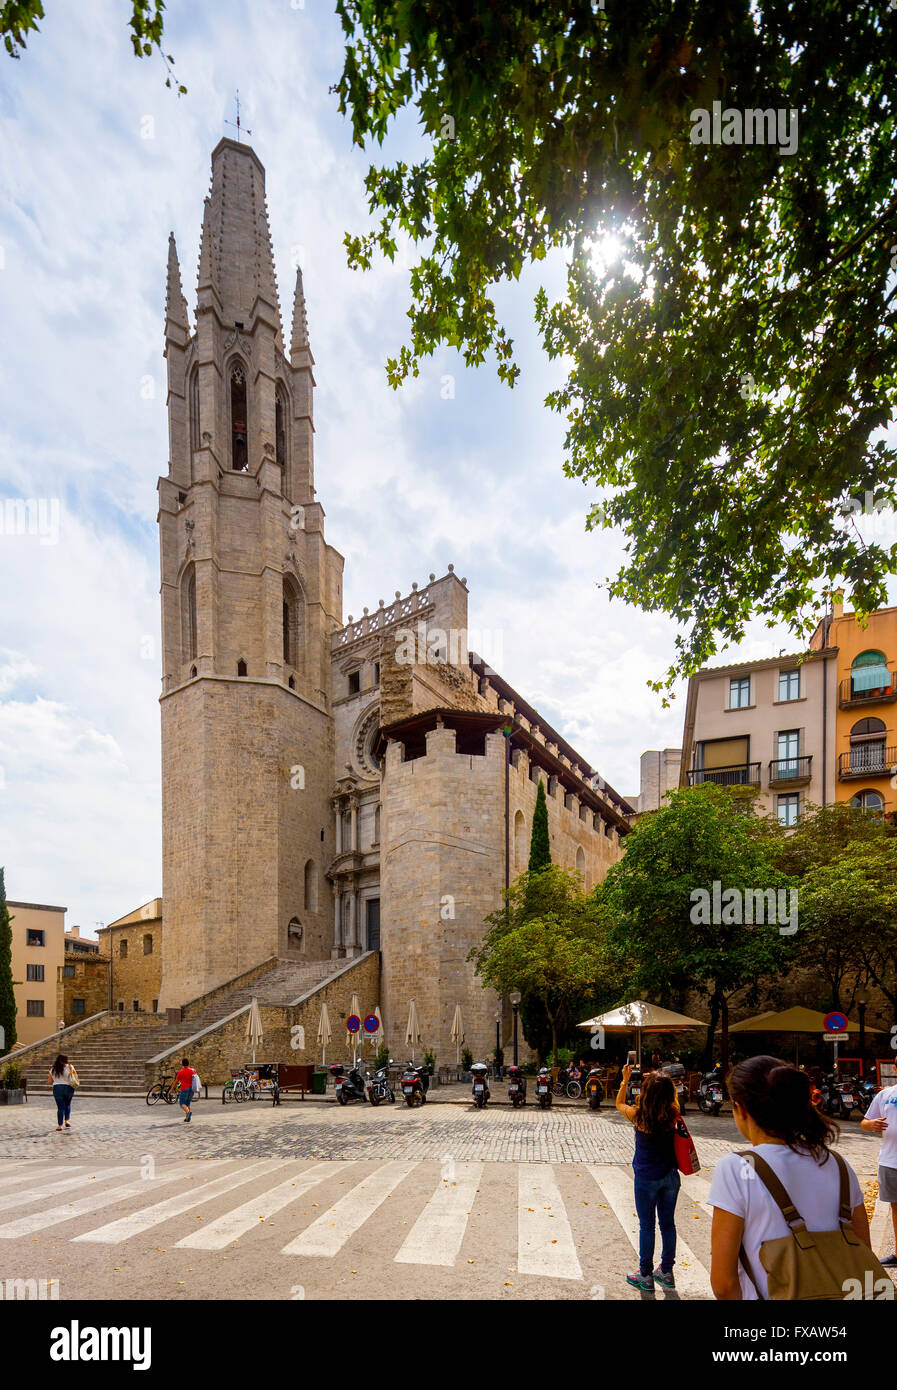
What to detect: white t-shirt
<box><xmin>708</xmin><ymin>1145</ymin><xmax>862</xmax><ymax>1300</ymax></box>
<box><xmin>864</xmin><ymin>1085</ymin><xmax>897</xmax><ymax>1169</ymax></box>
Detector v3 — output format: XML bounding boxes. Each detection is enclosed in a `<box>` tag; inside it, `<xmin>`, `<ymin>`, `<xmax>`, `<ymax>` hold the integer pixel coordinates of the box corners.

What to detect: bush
<box><xmin>461</xmin><ymin>1047</ymin><xmax>473</xmax><ymax>1071</ymax></box>
<box><xmin>374</xmin><ymin>1042</ymin><xmax>390</xmax><ymax>1071</ymax></box>
<box><xmin>2</xmin><ymin>1061</ymin><xmax>23</xmax><ymax>1089</ymax></box>
<box><xmin>423</xmin><ymin>1047</ymin><xmax>436</xmax><ymax>1070</ymax></box>
<box><xmin>521</xmin><ymin>1060</ymin><xmax>537</xmax><ymax>1076</ymax></box>
<box><xmin>554</xmin><ymin>1047</ymin><xmax>574</xmax><ymax>1067</ymax></box>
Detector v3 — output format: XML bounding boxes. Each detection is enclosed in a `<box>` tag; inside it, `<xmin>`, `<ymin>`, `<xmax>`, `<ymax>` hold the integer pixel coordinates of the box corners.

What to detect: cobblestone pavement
<box><xmin>0</xmin><ymin>1095</ymin><xmax>882</xmax><ymax>1179</ymax></box>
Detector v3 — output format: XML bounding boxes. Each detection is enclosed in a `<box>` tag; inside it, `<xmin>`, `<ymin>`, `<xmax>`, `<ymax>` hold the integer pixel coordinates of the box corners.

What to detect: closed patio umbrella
<box><xmin>450</xmin><ymin>1003</ymin><xmax>465</xmax><ymax>1068</ymax></box>
<box><xmin>245</xmin><ymin>997</ymin><xmax>263</xmax><ymax>1066</ymax></box>
<box><xmin>405</xmin><ymin>998</ymin><xmax>421</xmax><ymax>1064</ymax></box>
<box><xmin>316</xmin><ymin>1001</ymin><xmax>332</xmax><ymax>1066</ymax></box>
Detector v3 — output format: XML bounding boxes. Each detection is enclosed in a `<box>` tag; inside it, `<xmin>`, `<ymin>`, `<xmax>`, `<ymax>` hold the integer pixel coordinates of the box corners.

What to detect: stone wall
<box><xmin>96</xmin><ymin>915</ymin><xmax>162</xmax><ymax>1015</ymax></box>
<box><xmin>56</xmin><ymin>956</ymin><xmax>110</xmax><ymax>1027</ymax></box>
<box><xmin>146</xmin><ymin>951</ymin><xmax>381</xmax><ymax>1086</ymax></box>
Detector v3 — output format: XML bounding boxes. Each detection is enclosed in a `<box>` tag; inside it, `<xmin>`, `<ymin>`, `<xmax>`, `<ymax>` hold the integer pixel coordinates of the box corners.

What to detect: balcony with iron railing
<box><xmin>837</xmin><ymin>745</ymin><xmax>897</xmax><ymax>780</ymax></box>
<box><xmin>839</xmin><ymin>669</ymin><xmax>897</xmax><ymax>707</ymax></box>
<box><xmin>768</xmin><ymin>755</ymin><xmax>812</xmax><ymax>788</ymax></box>
<box><xmin>686</xmin><ymin>763</ymin><xmax>761</xmax><ymax>788</ymax></box>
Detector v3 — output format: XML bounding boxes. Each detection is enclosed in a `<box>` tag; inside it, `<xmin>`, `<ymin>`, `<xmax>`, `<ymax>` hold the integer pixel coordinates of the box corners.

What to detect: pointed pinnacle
<box><xmin>166</xmin><ymin>232</ymin><xmax>189</xmax><ymax>334</ymax></box>
<box><xmin>291</xmin><ymin>264</ymin><xmax>309</xmax><ymax>358</ymax></box>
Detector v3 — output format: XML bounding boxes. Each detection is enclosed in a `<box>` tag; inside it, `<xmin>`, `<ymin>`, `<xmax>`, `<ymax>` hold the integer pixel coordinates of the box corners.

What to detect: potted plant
<box><xmin>1</xmin><ymin>1061</ymin><xmax>25</xmax><ymax>1105</ymax></box>
<box><xmin>460</xmin><ymin>1047</ymin><xmax>473</xmax><ymax>1082</ymax></box>
<box><xmin>423</xmin><ymin>1047</ymin><xmax>437</xmax><ymax>1086</ymax></box>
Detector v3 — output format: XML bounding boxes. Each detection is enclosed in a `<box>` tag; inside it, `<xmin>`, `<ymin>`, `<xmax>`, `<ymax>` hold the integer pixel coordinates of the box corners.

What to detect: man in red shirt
<box><xmin>175</xmin><ymin>1057</ymin><xmax>195</xmax><ymax>1123</ymax></box>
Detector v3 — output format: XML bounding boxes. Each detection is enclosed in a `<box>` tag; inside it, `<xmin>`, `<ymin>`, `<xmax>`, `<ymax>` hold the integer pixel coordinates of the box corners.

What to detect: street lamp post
<box><xmin>856</xmin><ymin>986</ymin><xmax>872</xmax><ymax>1072</ymax></box>
<box><xmin>510</xmin><ymin>991</ymin><xmax>521</xmax><ymax>1067</ymax></box>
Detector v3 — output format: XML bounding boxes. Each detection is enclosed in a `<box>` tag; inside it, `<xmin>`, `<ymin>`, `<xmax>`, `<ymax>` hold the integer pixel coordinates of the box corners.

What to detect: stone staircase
<box><xmin>14</xmin><ymin>956</ymin><xmax>342</xmax><ymax>1095</ymax></box>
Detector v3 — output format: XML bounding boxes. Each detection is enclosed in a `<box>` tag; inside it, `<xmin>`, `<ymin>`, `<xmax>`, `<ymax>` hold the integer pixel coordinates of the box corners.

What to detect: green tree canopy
<box><xmin>472</xmin><ymin>865</ymin><xmax>610</xmax><ymax>1063</ymax></box>
<box><xmin>2</xmin><ymin>1</ymin><xmax>184</xmax><ymax>88</ymax></box>
<box><xmin>598</xmin><ymin>785</ymin><xmax>794</xmax><ymax>1065</ymax></box>
<box><xmin>335</xmin><ymin>0</ymin><xmax>897</xmax><ymax>690</ymax></box>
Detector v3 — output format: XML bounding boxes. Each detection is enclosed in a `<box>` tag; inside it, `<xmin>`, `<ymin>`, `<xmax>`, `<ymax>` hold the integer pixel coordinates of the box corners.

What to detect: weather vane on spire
<box><xmin>226</xmin><ymin>90</ymin><xmax>252</xmax><ymax>143</ymax></box>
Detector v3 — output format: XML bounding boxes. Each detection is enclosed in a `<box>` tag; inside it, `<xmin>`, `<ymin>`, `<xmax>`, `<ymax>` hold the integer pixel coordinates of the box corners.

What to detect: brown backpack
<box><xmin>737</xmin><ymin>1149</ymin><xmax>891</xmax><ymax>1300</ymax></box>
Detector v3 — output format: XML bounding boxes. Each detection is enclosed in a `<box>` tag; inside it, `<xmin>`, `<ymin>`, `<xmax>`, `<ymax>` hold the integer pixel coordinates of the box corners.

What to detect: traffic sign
<box><xmin>346</xmin><ymin>1015</ymin><xmax>361</xmax><ymax>1033</ymax></box>
<box><xmin>363</xmin><ymin>1014</ymin><xmax>379</xmax><ymax>1033</ymax></box>
<box><xmin>823</xmin><ymin>1012</ymin><xmax>848</xmax><ymax>1034</ymax></box>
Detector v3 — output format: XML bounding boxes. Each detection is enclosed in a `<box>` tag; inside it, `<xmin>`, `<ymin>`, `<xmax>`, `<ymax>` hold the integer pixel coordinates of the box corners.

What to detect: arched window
<box><xmin>303</xmin><ymin>860</ymin><xmax>318</xmax><ymax>913</ymax></box>
<box><xmin>230</xmin><ymin>362</ymin><xmax>248</xmax><ymax>471</ymax></box>
<box><xmin>514</xmin><ymin>810</ymin><xmax>526</xmax><ymax>869</ymax></box>
<box><xmin>575</xmin><ymin>845</ymin><xmax>586</xmax><ymax>881</ymax></box>
<box><xmin>851</xmin><ymin>788</ymin><xmax>885</xmax><ymax>814</ymax></box>
<box><xmin>237</xmin><ymin>658</ymin><xmax>247</xmax><ymax>677</ymax></box>
<box><xmin>849</xmin><ymin>716</ymin><xmax>887</xmax><ymax>774</ymax></box>
<box><xmin>143</xmin><ymin>934</ymin><xmax>153</xmax><ymax>956</ymax></box>
<box><xmin>189</xmin><ymin>367</ymin><xmax>200</xmax><ymax>453</ymax></box>
<box><xmin>851</xmin><ymin>649</ymin><xmax>890</xmax><ymax>696</ymax></box>
<box><xmin>283</xmin><ymin>576</ymin><xmax>303</xmax><ymax>670</ymax></box>
<box><xmin>275</xmin><ymin>385</ymin><xmax>288</xmax><ymax>474</ymax></box>
<box><xmin>181</xmin><ymin>565</ymin><xmax>197</xmax><ymax>665</ymax></box>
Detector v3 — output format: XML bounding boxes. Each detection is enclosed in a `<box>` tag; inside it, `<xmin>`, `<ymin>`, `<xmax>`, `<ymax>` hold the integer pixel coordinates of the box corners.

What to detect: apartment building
<box><xmin>7</xmin><ymin>900</ymin><xmax>66</xmax><ymax>1046</ymax></box>
<box><xmin>811</xmin><ymin>599</ymin><xmax>897</xmax><ymax>816</ymax></box>
<box><xmin>680</xmin><ymin>649</ymin><xmax>838</xmax><ymax>825</ymax></box>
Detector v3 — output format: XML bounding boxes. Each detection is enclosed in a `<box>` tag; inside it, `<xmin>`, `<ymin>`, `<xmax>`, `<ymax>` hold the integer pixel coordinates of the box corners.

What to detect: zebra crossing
<box><xmin>0</xmin><ymin>1157</ymin><xmax>892</xmax><ymax>1298</ymax></box>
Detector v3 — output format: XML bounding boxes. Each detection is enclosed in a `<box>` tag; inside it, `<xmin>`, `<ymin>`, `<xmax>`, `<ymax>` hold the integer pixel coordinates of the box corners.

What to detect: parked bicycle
<box><xmin>222</xmin><ymin>1069</ymin><xmax>260</xmax><ymax>1104</ymax></box>
<box><xmin>146</xmin><ymin>1074</ymin><xmax>178</xmax><ymax>1106</ymax></box>
<box><xmin>551</xmin><ymin>1071</ymin><xmax>582</xmax><ymax>1099</ymax></box>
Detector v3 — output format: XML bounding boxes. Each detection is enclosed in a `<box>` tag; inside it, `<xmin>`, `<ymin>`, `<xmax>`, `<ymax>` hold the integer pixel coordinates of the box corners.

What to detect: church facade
<box><xmin>157</xmin><ymin>138</ymin><xmax>633</xmax><ymax>1063</ymax></box>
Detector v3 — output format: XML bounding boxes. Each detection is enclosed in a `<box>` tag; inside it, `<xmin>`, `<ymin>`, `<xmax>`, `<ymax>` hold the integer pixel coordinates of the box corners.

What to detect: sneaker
<box><xmin>183</xmin><ymin>1115</ymin><xmax>189</xmax><ymax>1122</ymax></box>
<box><xmin>654</xmin><ymin>1266</ymin><xmax>675</xmax><ymax>1288</ymax></box>
<box><xmin>625</xmin><ymin>1269</ymin><xmax>655</xmax><ymax>1292</ymax></box>
<box><xmin>880</xmin><ymin>1254</ymin><xmax>897</xmax><ymax>1268</ymax></box>
<box><xmin>185</xmin><ymin>1113</ymin><xmax>191</xmax><ymax>1122</ymax></box>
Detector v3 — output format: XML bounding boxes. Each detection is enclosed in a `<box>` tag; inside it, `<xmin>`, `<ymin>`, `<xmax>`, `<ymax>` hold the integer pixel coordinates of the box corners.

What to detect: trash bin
<box><xmin>311</xmin><ymin>1070</ymin><xmax>327</xmax><ymax>1096</ymax></box>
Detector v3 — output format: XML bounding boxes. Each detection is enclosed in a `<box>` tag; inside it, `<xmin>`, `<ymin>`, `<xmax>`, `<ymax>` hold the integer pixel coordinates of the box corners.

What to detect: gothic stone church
<box><xmin>156</xmin><ymin>138</ymin><xmax>632</xmax><ymax>1064</ymax></box>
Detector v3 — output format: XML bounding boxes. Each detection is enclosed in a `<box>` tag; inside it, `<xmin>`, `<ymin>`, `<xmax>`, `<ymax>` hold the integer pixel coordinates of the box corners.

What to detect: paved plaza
<box><xmin>0</xmin><ymin>1096</ymin><xmax>890</xmax><ymax>1302</ymax></box>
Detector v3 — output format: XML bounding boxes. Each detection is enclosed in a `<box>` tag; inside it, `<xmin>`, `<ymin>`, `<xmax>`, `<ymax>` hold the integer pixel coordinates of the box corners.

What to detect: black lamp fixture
<box><xmin>510</xmin><ymin>990</ymin><xmax>522</xmax><ymax>1066</ymax></box>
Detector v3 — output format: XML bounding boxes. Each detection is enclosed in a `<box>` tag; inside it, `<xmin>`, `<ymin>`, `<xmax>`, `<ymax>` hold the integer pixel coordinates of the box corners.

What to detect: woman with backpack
<box><xmin>616</xmin><ymin>1063</ymin><xmax>682</xmax><ymax>1291</ymax></box>
<box><xmin>709</xmin><ymin>1055</ymin><xmax>876</xmax><ymax>1300</ymax></box>
<box><xmin>47</xmin><ymin>1053</ymin><xmax>79</xmax><ymax>1131</ymax></box>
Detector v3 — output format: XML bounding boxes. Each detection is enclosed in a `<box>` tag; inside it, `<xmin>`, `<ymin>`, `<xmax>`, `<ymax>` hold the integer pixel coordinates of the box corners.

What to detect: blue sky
<box><xmin>0</xmin><ymin>0</ymin><xmax>879</xmax><ymax>937</ymax></box>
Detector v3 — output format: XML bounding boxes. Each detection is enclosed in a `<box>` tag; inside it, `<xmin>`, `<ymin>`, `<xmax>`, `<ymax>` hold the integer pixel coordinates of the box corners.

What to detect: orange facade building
<box><xmin>811</xmin><ymin>598</ymin><xmax>897</xmax><ymax>817</ymax></box>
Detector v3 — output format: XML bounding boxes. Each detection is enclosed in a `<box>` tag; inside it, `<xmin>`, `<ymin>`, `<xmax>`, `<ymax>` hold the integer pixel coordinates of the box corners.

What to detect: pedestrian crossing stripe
<box><xmin>0</xmin><ymin>1163</ymin><xmax>89</xmax><ymax>1192</ymax></box>
<box><xmin>0</xmin><ymin>1158</ymin><xmax>719</xmax><ymax>1290</ymax></box>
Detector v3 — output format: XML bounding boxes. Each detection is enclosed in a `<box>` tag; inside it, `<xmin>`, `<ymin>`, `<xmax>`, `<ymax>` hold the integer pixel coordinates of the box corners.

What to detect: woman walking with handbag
<box><xmin>47</xmin><ymin>1053</ymin><xmax>79</xmax><ymax>1131</ymax></box>
<box><xmin>616</xmin><ymin>1064</ymin><xmax>683</xmax><ymax>1292</ymax></box>
<box><xmin>708</xmin><ymin>1055</ymin><xmax>876</xmax><ymax>1300</ymax></box>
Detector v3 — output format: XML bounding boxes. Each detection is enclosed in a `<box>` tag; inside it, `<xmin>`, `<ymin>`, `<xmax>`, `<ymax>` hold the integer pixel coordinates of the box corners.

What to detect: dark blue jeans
<box><xmin>633</xmin><ymin>1168</ymin><xmax>680</xmax><ymax>1276</ymax></box>
<box><xmin>53</xmin><ymin>1083</ymin><xmax>74</xmax><ymax>1125</ymax></box>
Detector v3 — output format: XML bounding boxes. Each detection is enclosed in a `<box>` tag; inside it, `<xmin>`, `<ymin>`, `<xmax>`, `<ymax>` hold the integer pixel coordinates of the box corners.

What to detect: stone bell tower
<box><xmin>157</xmin><ymin>138</ymin><xmax>343</xmax><ymax>1008</ymax></box>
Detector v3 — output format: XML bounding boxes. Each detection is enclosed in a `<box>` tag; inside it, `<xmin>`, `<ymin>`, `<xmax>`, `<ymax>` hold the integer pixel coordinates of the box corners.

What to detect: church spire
<box><xmin>202</xmin><ymin>138</ymin><xmax>283</xmax><ymax>337</ymax></box>
<box><xmin>165</xmin><ymin>232</ymin><xmax>189</xmax><ymax>339</ymax></box>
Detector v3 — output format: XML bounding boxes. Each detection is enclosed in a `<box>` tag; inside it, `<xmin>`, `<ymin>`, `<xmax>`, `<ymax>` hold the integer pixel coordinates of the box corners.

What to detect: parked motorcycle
<box><xmin>535</xmin><ymin>1066</ymin><xmax>552</xmax><ymax>1109</ymax></box>
<box><xmin>697</xmin><ymin>1064</ymin><xmax>725</xmax><ymax>1117</ymax></box>
<box><xmin>507</xmin><ymin>1064</ymin><xmax>526</xmax><ymax>1108</ymax></box>
<box><xmin>366</xmin><ymin>1063</ymin><xmax>396</xmax><ymax>1106</ymax></box>
<box><xmin>331</xmin><ymin>1062</ymin><xmax>367</xmax><ymax>1106</ymax></box>
<box><xmin>625</xmin><ymin>1068</ymin><xmax>645</xmax><ymax>1107</ymax></box>
<box><xmin>858</xmin><ymin>1078</ymin><xmax>880</xmax><ymax>1115</ymax></box>
<box><xmin>400</xmin><ymin>1062</ymin><xmax>429</xmax><ymax>1107</ymax></box>
<box><xmin>585</xmin><ymin>1066</ymin><xmax>603</xmax><ymax>1110</ymax></box>
<box><xmin>824</xmin><ymin>1072</ymin><xmax>864</xmax><ymax>1118</ymax></box>
<box><xmin>662</xmin><ymin>1061</ymin><xmax>688</xmax><ymax>1113</ymax></box>
<box><xmin>471</xmin><ymin>1061</ymin><xmax>491</xmax><ymax>1108</ymax></box>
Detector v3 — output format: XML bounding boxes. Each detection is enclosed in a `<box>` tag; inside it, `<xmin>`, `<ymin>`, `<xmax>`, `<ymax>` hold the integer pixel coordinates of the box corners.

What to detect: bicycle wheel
<box><xmin>165</xmin><ymin>1085</ymin><xmax>178</xmax><ymax>1105</ymax></box>
<box><xmin>146</xmin><ymin>1083</ymin><xmax>164</xmax><ymax>1106</ymax></box>
<box><xmin>222</xmin><ymin>1082</ymin><xmax>234</xmax><ymax>1104</ymax></box>
<box><xmin>248</xmin><ymin>1081</ymin><xmax>261</xmax><ymax>1102</ymax></box>
<box><xmin>566</xmin><ymin>1081</ymin><xmax>582</xmax><ymax>1099</ymax></box>
<box><xmin>233</xmin><ymin>1079</ymin><xmax>247</xmax><ymax>1103</ymax></box>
